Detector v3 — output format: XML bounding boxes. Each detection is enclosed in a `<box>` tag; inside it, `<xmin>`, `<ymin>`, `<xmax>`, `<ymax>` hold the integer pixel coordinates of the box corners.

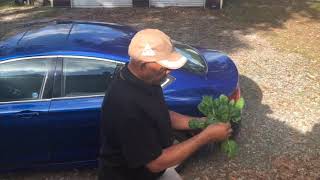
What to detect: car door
<box><xmin>0</xmin><ymin>57</ymin><xmax>55</xmax><ymax>170</ymax></box>
<box><xmin>48</xmin><ymin>56</ymin><xmax>120</xmax><ymax>162</ymax></box>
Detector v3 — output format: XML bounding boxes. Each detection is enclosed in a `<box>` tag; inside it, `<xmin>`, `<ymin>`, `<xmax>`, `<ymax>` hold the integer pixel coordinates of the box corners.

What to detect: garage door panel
<box><xmin>150</xmin><ymin>0</ymin><xmax>205</xmax><ymax>7</ymax></box>
<box><xmin>72</xmin><ymin>0</ymin><xmax>132</xmax><ymax>7</ymax></box>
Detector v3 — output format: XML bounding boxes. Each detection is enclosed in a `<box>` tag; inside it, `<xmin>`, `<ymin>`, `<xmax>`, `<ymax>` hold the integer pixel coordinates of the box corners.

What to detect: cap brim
<box><xmin>156</xmin><ymin>51</ymin><xmax>187</xmax><ymax>70</ymax></box>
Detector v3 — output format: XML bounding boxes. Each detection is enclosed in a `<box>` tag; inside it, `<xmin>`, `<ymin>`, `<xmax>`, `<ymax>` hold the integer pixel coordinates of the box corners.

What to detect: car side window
<box><xmin>62</xmin><ymin>58</ymin><xmax>117</xmax><ymax>97</ymax></box>
<box><xmin>0</xmin><ymin>58</ymin><xmax>51</xmax><ymax>103</ymax></box>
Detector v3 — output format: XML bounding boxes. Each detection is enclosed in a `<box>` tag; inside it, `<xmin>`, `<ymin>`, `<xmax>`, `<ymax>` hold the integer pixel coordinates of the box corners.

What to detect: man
<box><xmin>99</xmin><ymin>29</ymin><xmax>232</xmax><ymax>180</ymax></box>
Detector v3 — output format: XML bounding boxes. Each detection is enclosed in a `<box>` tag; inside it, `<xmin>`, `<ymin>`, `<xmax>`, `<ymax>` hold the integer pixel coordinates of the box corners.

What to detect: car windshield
<box><xmin>174</xmin><ymin>41</ymin><xmax>207</xmax><ymax>75</ymax></box>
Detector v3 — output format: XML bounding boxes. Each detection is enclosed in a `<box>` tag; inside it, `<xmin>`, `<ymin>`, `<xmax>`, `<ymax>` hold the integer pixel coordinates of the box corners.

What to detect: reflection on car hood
<box><xmin>0</xmin><ymin>21</ymin><xmax>136</xmax><ymax>60</ymax></box>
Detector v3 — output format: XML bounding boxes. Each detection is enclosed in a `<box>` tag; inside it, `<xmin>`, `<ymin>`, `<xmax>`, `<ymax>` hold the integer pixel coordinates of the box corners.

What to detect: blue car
<box><xmin>0</xmin><ymin>20</ymin><xmax>240</xmax><ymax>172</ymax></box>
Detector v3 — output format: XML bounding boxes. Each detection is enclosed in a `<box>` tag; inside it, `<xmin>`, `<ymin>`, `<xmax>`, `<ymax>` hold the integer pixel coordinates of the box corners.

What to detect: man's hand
<box><xmin>202</xmin><ymin>122</ymin><xmax>232</xmax><ymax>142</ymax></box>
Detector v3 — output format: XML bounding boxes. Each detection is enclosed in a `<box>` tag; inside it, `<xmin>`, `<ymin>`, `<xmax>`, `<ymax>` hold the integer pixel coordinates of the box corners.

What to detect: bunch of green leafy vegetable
<box><xmin>188</xmin><ymin>95</ymin><xmax>245</xmax><ymax>158</ymax></box>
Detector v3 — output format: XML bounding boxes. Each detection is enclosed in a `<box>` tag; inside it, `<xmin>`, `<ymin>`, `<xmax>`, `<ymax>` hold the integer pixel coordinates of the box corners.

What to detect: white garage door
<box><xmin>72</xmin><ymin>0</ymin><xmax>132</xmax><ymax>8</ymax></box>
<box><xmin>150</xmin><ymin>0</ymin><xmax>205</xmax><ymax>7</ymax></box>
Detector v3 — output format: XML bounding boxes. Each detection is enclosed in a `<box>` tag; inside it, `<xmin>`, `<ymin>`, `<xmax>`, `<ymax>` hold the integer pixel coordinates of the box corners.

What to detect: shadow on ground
<box><xmin>181</xmin><ymin>75</ymin><xmax>320</xmax><ymax>179</ymax></box>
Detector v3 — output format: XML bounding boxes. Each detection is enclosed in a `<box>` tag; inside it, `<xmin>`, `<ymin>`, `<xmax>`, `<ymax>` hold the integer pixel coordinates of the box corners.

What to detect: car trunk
<box><xmin>164</xmin><ymin>49</ymin><xmax>239</xmax><ymax>116</ymax></box>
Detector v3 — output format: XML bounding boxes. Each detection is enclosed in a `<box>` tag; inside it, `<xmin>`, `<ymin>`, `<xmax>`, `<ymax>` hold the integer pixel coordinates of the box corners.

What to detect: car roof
<box><xmin>0</xmin><ymin>20</ymin><xmax>137</xmax><ymax>62</ymax></box>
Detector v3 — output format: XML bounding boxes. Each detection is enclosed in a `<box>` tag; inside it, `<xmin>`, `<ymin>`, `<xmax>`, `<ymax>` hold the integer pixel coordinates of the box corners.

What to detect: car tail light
<box><xmin>229</xmin><ymin>83</ymin><xmax>241</xmax><ymax>101</ymax></box>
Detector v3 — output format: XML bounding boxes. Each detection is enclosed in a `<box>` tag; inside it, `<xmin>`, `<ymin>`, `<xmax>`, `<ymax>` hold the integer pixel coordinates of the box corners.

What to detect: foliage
<box><xmin>189</xmin><ymin>95</ymin><xmax>245</xmax><ymax>158</ymax></box>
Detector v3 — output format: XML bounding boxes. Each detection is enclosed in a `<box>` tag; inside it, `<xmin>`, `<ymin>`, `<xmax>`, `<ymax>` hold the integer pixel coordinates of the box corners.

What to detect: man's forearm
<box><xmin>146</xmin><ymin>131</ymin><xmax>210</xmax><ymax>173</ymax></box>
<box><xmin>169</xmin><ymin>111</ymin><xmax>196</xmax><ymax>130</ymax></box>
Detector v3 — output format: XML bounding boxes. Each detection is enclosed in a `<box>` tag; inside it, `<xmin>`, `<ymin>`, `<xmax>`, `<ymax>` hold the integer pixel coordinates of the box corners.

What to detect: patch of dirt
<box><xmin>262</xmin><ymin>13</ymin><xmax>320</xmax><ymax>63</ymax></box>
<box><xmin>181</xmin><ymin>153</ymin><xmax>320</xmax><ymax>180</ymax></box>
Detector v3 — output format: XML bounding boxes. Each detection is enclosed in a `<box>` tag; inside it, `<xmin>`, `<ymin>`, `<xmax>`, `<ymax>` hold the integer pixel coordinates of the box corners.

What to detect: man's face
<box><xmin>141</xmin><ymin>62</ymin><xmax>171</xmax><ymax>85</ymax></box>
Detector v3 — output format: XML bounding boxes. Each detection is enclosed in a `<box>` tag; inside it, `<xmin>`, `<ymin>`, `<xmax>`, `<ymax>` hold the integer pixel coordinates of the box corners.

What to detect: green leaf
<box><xmin>220</xmin><ymin>105</ymin><xmax>229</xmax><ymax>122</ymax></box>
<box><xmin>226</xmin><ymin>100</ymin><xmax>234</xmax><ymax>120</ymax></box>
<box><xmin>232</xmin><ymin>116</ymin><xmax>241</xmax><ymax>123</ymax></box>
<box><xmin>230</xmin><ymin>107</ymin><xmax>241</xmax><ymax>123</ymax></box>
<box><xmin>206</xmin><ymin>116</ymin><xmax>218</xmax><ymax>125</ymax></box>
<box><xmin>188</xmin><ymin>119</ymin><xmax>197</xmax><ymax>129</ymax></box>
<box><xmin>221</xmin><ymin>139</ymin><xmax>238</xmax><ymax>158</ymax></box>
<box><xmin>221</xmin><ymin>114</ymin><xmax>229</xmax><ymax>122</ymax></box>
<box><xmin>230</xmin><ymin>109</ymin><xmax>241</xmax><ymax>119</ymax></box>
<box><xmin>198</xmin><ymin>96</ymin><xmax>213</xmax><ymax>116</ymax></box>
<box><xmin>198</xmin><ymin>121</ymin><xmax>207</xmax><ymax>129</ymax></box>
<box><xmin>235</xmin><ymin>97</ymin><xmax>245</xmax><ymax>110</ymax></box>
<box><xmin>215</xmin><ymin>105</ymin><xmax>223</xmax><ymax>120</ymax></box>
<box><xmin>219</xmin><ymin>95</ymin><xmax>229</xmax><ymax>105</ymax></box>
<box><xmin>188</xmin><ymin>119</ymin><xmax>207</xmax><ymax>129</ymax></box>
<box><xmin>213</xmin><ymin>98</ymin><xmax>220</xmax><ymax>108</ymax></box>
<box><xmin>194</xmin><ymin>95</ymin><xmax>244</xmax><ymax>158</ymax></box>
<box><xmin>211</xmin><ymin>107</ymin><xmax>216</xmax><ymax>117</ymax></box>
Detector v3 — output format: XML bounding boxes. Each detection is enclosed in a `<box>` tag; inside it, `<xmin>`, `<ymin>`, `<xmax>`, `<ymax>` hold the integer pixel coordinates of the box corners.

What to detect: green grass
<box><xmin>0</xmin><ymin>0</ymin><xmax>17</xmax><ymax>8</ymax></box>
<box><xmin>221</xmin><ymin>0</ymin><xmax>320</xmax><ymax>62</ymax></box>
<box><xmin>222</xmin><ymin>0</ymin><xmax>319</xmax><ymax>25</ymax></box>
<box><xmin>308</xmin><ymin>0</ymin><xmax>320</xmax><ymax>12</ymax></box>
<box><xmin>223</xmin><ymin>0</ymin><xmax>283</xmax><ymax>24</ymax></box>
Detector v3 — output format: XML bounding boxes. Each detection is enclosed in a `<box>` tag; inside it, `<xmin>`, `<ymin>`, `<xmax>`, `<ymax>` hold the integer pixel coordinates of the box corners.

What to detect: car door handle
<box><xmin>16</xmin><ymin>111</ymin><xmax>40</xmax><ymax>119</ymax></box>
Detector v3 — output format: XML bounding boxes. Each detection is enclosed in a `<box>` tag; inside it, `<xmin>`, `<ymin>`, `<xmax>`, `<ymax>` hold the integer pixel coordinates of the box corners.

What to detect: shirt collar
<box><xmin>120</xmin><ymin>64</ymin><xmax>161</xmax><ymax>96</ymax></box>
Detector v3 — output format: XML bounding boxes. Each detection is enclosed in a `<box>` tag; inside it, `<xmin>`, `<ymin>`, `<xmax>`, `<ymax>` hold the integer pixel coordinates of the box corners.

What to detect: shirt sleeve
<box><xmin>115</xmin><ymin>107</ymin><xmax>163</xmax><ymax>168</ymax></box>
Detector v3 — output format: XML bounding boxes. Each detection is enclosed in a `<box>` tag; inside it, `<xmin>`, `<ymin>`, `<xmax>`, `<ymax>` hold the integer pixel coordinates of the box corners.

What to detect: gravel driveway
<box><xmin>0</xmin><ymin>5</ymin><xmax>319</xmax><ymax>180</ymax></box>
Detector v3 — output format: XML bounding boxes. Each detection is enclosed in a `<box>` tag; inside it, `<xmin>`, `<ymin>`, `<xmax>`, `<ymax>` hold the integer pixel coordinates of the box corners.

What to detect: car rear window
<box><xmin>174</xmin><ymin>42</ymin><xmax>207</xmax><ymax>75</ymax></box>
<box><xmin>0</xmin><ymin>58</ymin><xmax>50</xmax><ymax>102</ymax></box>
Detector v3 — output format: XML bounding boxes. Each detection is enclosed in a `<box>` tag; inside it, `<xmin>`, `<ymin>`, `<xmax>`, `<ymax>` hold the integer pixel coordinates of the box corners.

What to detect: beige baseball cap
<box><xmin>128</xmin><ymin>29</ymin><xmax>187</xmax><ymax>70</ymax></box>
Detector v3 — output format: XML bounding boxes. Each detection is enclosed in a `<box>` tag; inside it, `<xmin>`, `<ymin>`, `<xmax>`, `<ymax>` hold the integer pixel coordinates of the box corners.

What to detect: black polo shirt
<box><xmin>99</xmin><ymin>64</ymin><xmax>173</xmax><ymax>180</ymax></box>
